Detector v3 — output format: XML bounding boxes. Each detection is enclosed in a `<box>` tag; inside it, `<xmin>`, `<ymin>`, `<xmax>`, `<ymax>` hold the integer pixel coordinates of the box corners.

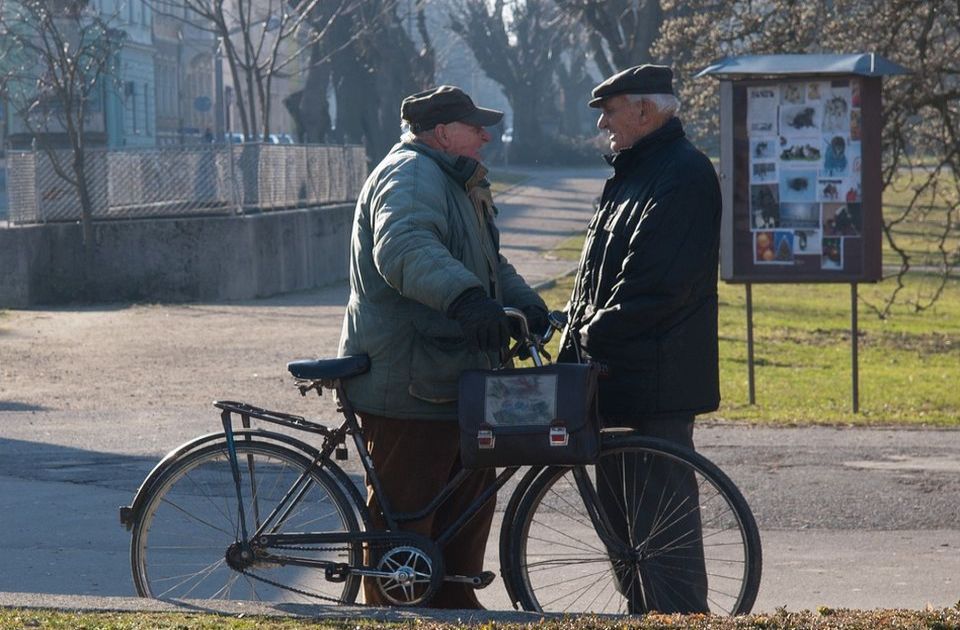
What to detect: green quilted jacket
<box><xmin>337</xmin><ymin>140</ymin><xmax>545</xmax><ymax>420</ymax></box>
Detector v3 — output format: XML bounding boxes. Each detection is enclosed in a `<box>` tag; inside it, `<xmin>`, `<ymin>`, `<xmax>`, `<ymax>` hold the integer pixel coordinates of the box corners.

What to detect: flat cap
<box><xmin>589</xmin><ymin>65</ymin><xmax>674</xmax><ymax>107</ymax></box>
<box><xmin>401</xmin><ymin>85</ymin><xmax>503</xmax><ymax>132</ymax></box>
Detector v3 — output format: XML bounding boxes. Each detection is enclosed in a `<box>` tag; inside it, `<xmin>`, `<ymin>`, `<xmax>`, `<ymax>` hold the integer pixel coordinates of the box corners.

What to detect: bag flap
<box><xmin>458</xmin><ymin>363</ymin><xmax>599</xmax><ymax>436</ymax></box>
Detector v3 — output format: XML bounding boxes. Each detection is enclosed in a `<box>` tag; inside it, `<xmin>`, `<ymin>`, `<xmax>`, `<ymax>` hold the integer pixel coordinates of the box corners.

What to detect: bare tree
<box><xmin>449</xmin><ymin>0</ymin><xmax>566</xmax><ymax>163</ymax></box>
<box><xmin>286</xmin><ymin>0</ymin><xmax>434</xmax><ymax>162</ymax></box>
<box><xmin>150</xmin><ymin>0</ymin><xmax>354</xmax><ymax>140</ymax></box>
<box><xmin>654</xmin><ymin>0</ymin><xmax>960</xmax><ymax>317</ymax></box>
<box><xmin>554</xmin><ymin>0</ymin><xmax>662</xmax><ymax>77</ymax></box>
<box><xmin>0</xmin><ymin>0</ymin><xmax>122</xmax><ymax>248</ymax></box>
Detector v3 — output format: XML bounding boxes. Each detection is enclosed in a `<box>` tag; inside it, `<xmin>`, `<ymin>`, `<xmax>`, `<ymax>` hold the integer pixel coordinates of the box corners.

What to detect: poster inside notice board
<box><xmin>726</xmin><ymin>77</ymin><xmax>881</xmax><ymax>283</ymax></box>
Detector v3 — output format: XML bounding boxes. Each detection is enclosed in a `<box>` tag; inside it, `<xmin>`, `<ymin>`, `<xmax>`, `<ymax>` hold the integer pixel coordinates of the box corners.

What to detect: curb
<box><xmin>0</xmin><ymin>592</ymin><xmax>553</xmax><ymax>622</ymax></box>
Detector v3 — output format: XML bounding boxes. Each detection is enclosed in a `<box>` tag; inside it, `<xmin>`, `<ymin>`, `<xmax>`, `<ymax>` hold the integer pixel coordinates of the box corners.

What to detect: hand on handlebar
<box><xmin>510</xmin><ymin>305</ymin><xmax>549</xmax><ymax>359</ymax></box>
<box><xmin>448</xmin><ymin>288</ymin><xmax>511</xmax><ymax>353</ymax></box>
<box><xmin>502</xmin><ymin>307</ymin><xmax>567</xmax><ymax>364</ymax></box>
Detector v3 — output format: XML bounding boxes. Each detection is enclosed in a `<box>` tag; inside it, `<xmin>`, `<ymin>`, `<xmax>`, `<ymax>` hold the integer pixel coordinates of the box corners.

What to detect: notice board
<box><xmin>718</xmin><ymin>76</ymin><xmax>883</xmax><ymax>283</ymax></box>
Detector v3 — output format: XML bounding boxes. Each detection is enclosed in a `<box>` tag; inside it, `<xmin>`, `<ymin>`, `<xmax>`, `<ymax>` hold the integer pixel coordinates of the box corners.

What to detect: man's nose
<box><xmin>479</xmin><ymin>128</ymin><xmax>491</xmax><ymax>143</ymax></box>
<box><xmin>597</xmin><ymin>114</ymin><xmax>607</xmax><ymax>130</ymax></box>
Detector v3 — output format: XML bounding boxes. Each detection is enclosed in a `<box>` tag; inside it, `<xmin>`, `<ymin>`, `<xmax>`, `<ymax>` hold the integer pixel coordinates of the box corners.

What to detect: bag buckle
<box><xmin>549</xmin><ymin>424</ymin><xmax>568</xmax><ymax>447</ymax></box>
<box><xmin>478</xmin><ymin>428</ymin><xmax>496</xmax><ymax>449</ymax></box>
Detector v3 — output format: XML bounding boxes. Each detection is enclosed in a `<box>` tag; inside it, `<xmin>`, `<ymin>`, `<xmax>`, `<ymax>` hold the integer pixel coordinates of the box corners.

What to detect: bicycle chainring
<box><xmin>374</xmin><ymin>544</ymin><xmax>443</xmax><ymax>606</ymax></box>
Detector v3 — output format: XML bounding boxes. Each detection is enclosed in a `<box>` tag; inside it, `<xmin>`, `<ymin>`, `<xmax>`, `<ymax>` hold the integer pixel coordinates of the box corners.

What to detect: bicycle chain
<box><xmin>236</xmin><ymin>540</ymin><xmax>409</xmax><ymax>604</ymax></box>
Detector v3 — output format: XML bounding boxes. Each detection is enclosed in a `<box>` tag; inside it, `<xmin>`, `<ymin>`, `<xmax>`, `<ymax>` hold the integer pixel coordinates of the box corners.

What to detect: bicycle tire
<box><xmin>130</xmin><ymin>439</ymin><xmax>363</xmax><ymax>603</ymax></box>
<box><xmin>506</xmin><ymin>435</ymin><xmax>761</xmax><ymax>615</ymax></box>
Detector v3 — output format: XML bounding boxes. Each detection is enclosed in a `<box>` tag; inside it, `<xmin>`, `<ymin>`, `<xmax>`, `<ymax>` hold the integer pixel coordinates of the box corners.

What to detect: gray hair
<box><xmin>626</xmin><ymin>93</ymin><xmax>681</xmax><ymax>116</ymax></box>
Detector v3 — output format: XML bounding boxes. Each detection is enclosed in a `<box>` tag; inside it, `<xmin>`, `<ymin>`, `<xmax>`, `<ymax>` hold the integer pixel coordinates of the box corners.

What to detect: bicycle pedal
<box><xmin>474</xmin><ymin>570</ymin><xmax>496</xmax><ymax>589</ymax></box>
<box><xmin>324</xmin><ymin>563</ymin><xmax>350</xmax><ymax>583</ymax></box>
<box><xmin>444</xmin><ymin>571</ymin><xmax>496</xmax><ymax>589</ymax></box>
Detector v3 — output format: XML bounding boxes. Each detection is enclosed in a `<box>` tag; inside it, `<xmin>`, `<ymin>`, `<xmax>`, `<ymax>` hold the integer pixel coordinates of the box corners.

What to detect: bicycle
<box><xmin>119</xmin><ymin>309</ymin><xmax>761</xmax><ymax>615</ymax></box>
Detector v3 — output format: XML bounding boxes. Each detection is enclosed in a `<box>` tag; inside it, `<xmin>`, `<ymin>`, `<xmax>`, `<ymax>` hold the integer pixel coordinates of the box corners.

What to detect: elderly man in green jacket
<box><xmin>338</xmin><ymin>85</ymin><xmax>548</xmax><ymax>608</ymax></box>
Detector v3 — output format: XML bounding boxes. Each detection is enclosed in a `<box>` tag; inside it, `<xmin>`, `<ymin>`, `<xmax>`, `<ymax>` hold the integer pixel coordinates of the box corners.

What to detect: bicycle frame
<box><xmin>215</xmin><ymin>380</ymin><xmax>523</xmax><ymax>573</ymax></box>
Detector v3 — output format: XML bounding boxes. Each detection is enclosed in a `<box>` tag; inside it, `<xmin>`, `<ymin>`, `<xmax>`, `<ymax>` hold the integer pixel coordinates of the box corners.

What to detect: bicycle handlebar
<box><xmin>502</xmin><ymin>307</ymin><xmax>566</xmax><ymax>367</ymax></box>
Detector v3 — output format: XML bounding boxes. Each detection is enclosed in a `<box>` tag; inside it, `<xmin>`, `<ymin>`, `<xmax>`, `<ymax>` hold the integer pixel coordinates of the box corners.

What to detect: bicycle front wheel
<box><xmin>507</xmin><ymin>435</ymin><xmax>761</xmax><ymax>615</ymax></box>
<box><xmin>131</xmin><ymin>440</ymin><xmax>362</xmax><ymax>603</ymax></box>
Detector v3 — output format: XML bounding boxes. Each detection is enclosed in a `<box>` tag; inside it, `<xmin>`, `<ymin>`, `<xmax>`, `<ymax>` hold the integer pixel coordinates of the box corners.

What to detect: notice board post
<box><xmin>699</xmin><ymin>54</ymin><xmax>909</xmax><ymax>412</ymax></box>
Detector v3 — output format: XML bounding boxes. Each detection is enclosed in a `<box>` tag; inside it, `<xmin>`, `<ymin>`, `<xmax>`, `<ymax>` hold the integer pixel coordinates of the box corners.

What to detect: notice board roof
<box><xmin>697</xmin><ymin>53</ymin><xmax>911</xmax><ymax>79</ymax></box>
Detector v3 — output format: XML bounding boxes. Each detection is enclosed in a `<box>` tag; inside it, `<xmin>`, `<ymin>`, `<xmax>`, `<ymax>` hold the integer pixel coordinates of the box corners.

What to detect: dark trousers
<box><xmin>596</xmin><ymin>414</ymin><xmax>709</xmax><ymax>614</ymax></box>
<box><xmin>359</xmin><ymin>413</ymin><xmax>496</xmax><ymax>609</ymax></box>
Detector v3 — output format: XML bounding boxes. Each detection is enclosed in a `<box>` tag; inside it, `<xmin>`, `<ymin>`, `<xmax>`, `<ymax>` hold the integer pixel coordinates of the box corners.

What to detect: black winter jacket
<box><xmin>559</xmin><ymin>117</ymin><xmax>721</xmax><ymax>419</ymax></box>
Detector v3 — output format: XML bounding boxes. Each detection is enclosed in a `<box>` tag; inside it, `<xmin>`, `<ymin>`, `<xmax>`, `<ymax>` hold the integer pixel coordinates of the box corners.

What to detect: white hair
<box><xmin>626</xmin><ymin>93</ymin><xmax>681</xmax><ymax>116</ymax></box>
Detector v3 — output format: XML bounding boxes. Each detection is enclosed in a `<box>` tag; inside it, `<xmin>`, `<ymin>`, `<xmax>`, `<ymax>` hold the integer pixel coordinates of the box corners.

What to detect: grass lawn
<box><xmin>536</xmin><ymin>270</ymin><xmax>960</xmax><ymax>427</ymax></box>
<box><xmin>881</xmin><ymin>168</ymin><xmax>959</xmax><ymax>268</ymax></box>
<box><xmin>3</xmin><ymin>607</ymin><xmax>960</xmax><ymax>629</ymax></box>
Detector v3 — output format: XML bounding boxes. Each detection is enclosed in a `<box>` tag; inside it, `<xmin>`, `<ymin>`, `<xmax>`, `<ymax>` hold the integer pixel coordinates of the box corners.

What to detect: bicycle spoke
<box><xmin>512</xmin><ymin>438</ymin><xmax>760</xmax><ymax>616</ymax></box>
<box><xmin>133</xmin><ymin>441</ymin><xmax>361</xmax><ymax>603</ymax></box>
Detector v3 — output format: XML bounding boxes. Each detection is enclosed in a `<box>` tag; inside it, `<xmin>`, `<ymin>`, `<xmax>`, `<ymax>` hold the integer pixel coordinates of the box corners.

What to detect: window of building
<box><xmin>144</xmin><ymin>82</ymin><xmax>150</xmax><ymax>135</ymax></box>
<box><xmin>129</xmin><ymin>81</ymin><xmax>138</xmax><ymax>134</ymax></box>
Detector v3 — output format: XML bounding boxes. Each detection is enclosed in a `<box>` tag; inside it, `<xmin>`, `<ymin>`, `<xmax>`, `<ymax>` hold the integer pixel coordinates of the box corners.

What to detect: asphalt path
<box><xmin>1</xmin><ymin>166</ymin><xmax>958</xmax><ymax>617</ymax></box>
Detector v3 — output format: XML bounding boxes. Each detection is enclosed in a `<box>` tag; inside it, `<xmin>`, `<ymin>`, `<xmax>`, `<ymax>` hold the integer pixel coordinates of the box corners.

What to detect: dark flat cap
<box><xmin>589</xmin><ymin>65</ymin><xmax>674</xmax><ymax>107</ymax></box>
<box><xmin>401</xmin><ymin>85</ymin><xmax>503</xmax><ymax>132</ymax></box>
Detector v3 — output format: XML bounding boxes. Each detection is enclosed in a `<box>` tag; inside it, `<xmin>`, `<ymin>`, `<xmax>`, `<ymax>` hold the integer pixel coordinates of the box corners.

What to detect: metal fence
<box><xmin>6</xmin><ymin>143</ymin><xmax>368</xmax><ymax>224</ymax></box>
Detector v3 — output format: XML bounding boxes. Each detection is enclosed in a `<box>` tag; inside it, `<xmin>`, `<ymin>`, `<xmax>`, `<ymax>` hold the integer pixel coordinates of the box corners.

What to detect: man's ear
<box><xmin>635</xmin><ymin>97</ymin><xmax>649</xmax><ymax>123</ymax></box>
<box><xmin>433</xmin><ymin>123</ymin><xmax>449</xmax><ymax>148</ymax></box>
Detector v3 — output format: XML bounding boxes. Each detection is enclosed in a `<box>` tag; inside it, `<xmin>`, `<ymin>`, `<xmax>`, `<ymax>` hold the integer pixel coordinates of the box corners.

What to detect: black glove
<box><xmin>448</xmin><ymin>287</ymin><xmax>511</xmax><ymax>353</ymax></box>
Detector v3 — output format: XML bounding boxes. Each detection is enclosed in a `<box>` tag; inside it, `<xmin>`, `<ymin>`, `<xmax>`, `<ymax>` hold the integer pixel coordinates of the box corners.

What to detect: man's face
<box><xmin>435</xmin><ymin>121</ymin><xmax>491</xmax><ymax>161</ymax></box>
<box><xmin>597</xmin><ymin>95</ymin><xmax>646</xmax><ymax>152</ymax></box>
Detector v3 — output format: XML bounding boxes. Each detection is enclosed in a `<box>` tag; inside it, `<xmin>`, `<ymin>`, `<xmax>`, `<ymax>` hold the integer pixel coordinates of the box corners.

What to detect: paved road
<box><xmin>1</xmin><ymin>167</ymin><xmax>958</xmax><ymax>616</ymax></box>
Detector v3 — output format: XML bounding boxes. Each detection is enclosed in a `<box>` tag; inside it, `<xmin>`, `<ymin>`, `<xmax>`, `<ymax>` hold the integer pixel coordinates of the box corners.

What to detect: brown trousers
<box><xmin>359</xmin><ymin>412</ymin><xmax>496</xmax><ymax>609</ymax></box>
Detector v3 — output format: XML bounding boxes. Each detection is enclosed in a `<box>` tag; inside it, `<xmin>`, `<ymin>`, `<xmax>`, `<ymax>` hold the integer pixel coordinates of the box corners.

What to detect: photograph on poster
<box><xmin>807</xmin><ymin>81</ymin><xmax>829</xmax><ymax>101</ymax></box>
<box><xmin>755</xmin><ymin>231</ymin><xmax>795</xmax><ymax>264</ymax></box>
<box><xmin>781</xmin><ymin>83</ymin><xmax>805</xmax><ymax>104</ymax></box>
<box><xmin>851</xmin><ymin>80</ymin><xmax>861</xmax><ymax>107</ymax></box>
<box><xmin>819</xmin><ymin>178</ymin><xmax>843</xmax><ymax>201</ymax></box>
<box><xmin>823</xmin><ymin>202</ymin><xmax>862</xmax><ymax>236</ymax></box>
<box><xmin>780</xmin><ymin>104</ymin><xmax>822</xmax><ymax>135</ymax></box>
<box><xmin>779</xmin><ymin>136</ymin><xmax>821</xmax><ymax>162</ymax></box>
<box><xmin>752</xmin><ymin>161</ymin><xmax>778</xmax><ymax>184</ymax></box>
<box><xmin>779</xmin><ymin>168</ymin><xmax>818</xmax><ymax>203</ymax></box>
<box><xmin>751</xmin><ymin>184</ymin><xmax>780</xmax><ymax>228</ymax></box>
<box><xmin>779</xmin><ymin>202</ymin><xmax>820</xmax><ymax>228</ymax></box>
<box><xmin>748</xmin><ymin>87</ymin><xmax>779</xmax><ymax>135</ymax></box>
<box><xmin>844</xmin><ymin>182</ymin><xmax>861</xmax><ymax>202</ymax></box>
<box><xmin>822</xmin><ymin>88</ymin><xmax>851</xmax><ymax>132</ymax></box>
<box><xmin>794</xmin><ymin>229</ymin><xmax>822</xmax><ymax>255</ymax></box>
<box><xmin>822</xmin><ymin>134</ymin><xmax>850</xmax><ymax>177</ymax></box>
<box><xmin>850</xmin><ymin>109</ymin><xmax>861</xmax><ymax>141</ymax></box>
<box><xmin>848</xmin><ymin>142</ymin><xmax>862</xmax><ymax>177</ymax></box>
<box><xmin>822</xmin><ymin>237</ymin><xmax>843</xmax><ymax>270</ymax></box>
<box><xmin>763</xmin><ymin>231</ymin><xmax>796</xmax><ymax>264</ymax></box>
<box><xmin>751</xmin><ymin>137</ymin><xmax>777</xmax><ymax>159</ymax></box>
<box><xmin>755</xmin><ymin>231</ymin><xmax>775</xmax><ymax>262</ymax></box>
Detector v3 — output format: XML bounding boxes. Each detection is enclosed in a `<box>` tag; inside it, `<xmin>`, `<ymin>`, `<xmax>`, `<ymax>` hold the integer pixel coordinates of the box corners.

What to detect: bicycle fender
<box><xmin>119</xmin><ymin>429</ymin><xmax>363</xmax><ymax>530</ymax></box>
<box><xmin>497</xmin><ymin>465</ymin><xmax>543</xmax><ymax>608</ymax></box>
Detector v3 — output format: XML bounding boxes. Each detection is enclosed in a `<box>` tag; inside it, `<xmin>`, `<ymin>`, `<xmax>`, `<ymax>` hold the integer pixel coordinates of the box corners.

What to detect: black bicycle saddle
<box><xmin>287</xmin><ymin>355</ymin><xmax>370</xmax><ymax>380</ymax></box>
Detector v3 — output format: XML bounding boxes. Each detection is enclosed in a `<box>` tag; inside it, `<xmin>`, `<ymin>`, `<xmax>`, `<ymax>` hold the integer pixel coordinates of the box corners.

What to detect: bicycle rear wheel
<box><xmin>131</xmin><ymin>440</ymin><xmax>362</xmax><ymax>603</ymax></box>
<box><xmin>507</xmin><ymin>435</ymin><xmax>761</xmax><ymax>615</ymax></box>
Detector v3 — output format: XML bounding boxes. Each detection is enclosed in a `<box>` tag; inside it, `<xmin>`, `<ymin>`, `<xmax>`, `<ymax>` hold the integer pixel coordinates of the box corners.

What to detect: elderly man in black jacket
<box><xmin>559</xmin><ymin>64</ymin><xmax>721</xmax><ymax>614</ymax></box>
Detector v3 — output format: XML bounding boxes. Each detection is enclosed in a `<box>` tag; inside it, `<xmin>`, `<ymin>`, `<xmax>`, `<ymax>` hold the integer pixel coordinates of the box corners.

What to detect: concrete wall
<box><xmin>0</xmin><ymin>203</ymin><xmax>354</xmax><ymax>307</ymax></box>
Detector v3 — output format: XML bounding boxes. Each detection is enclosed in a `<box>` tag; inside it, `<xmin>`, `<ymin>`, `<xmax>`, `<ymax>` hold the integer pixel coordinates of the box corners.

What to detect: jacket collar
<box><xmin>604</xmin><ymin>117</ymin><xmax>685</xmax><ymax>174</ymax></box>
<box><xmin>403</xmin><ymin>140</ymin><xmax>488</xmax><ymax>191</ymax></box>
